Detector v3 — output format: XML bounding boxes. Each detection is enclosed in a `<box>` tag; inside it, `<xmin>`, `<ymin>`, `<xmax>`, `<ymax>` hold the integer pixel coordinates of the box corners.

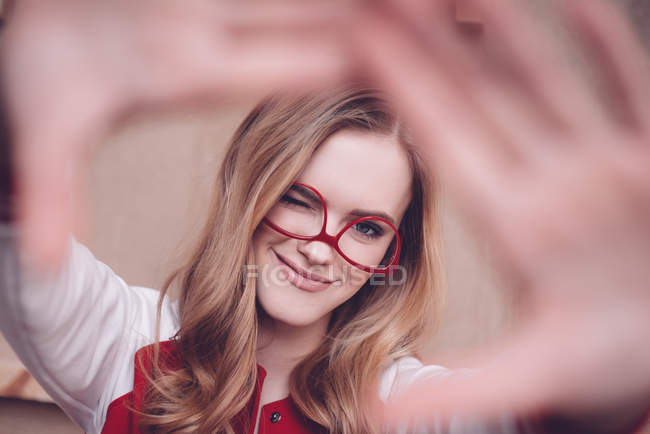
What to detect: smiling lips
<box><xmin>274</xmin><ymin>251</ymin><xmax>334</xmax><ymax>292</ymax></box>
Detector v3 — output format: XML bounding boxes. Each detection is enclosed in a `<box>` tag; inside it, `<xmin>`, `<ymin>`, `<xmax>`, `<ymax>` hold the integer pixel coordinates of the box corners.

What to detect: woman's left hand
<box><xmin>1</xmin><ymin>0</ymin><xmax>352</xmax><ymax>272</ymax></box>
<box><xmin>354</xmin><ymin>0</ymin><xmax>650</xmax><ymax>429</ymax></box>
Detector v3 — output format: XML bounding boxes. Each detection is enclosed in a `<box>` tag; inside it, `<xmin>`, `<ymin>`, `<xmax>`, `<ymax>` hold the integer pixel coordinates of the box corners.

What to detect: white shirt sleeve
<box><xmin>379</xmin><ymin>356</ymin><xmax>522</xmax><ymax>434</ymax></box>
<box><xmin>0</xmin><ymin>223</ymin><xmax>179</xmax><ymax>434</ymax></box>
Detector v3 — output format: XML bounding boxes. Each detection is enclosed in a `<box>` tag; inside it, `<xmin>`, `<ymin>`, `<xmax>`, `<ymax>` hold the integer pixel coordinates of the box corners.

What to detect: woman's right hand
<box><xmin>0</xmin><ymin>0</ymin><xmax>353</xmax><ymax>272</ymax></box>
<box><xmin>354</xmin><ymin>0</ymin><xmax>650</xmax><ymax>428</ymax></box>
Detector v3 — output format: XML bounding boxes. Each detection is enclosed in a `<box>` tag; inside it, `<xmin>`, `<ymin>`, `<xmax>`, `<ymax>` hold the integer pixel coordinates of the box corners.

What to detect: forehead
<box><xmin>296</xmin><ymin>129</ymin><xmax>413</xmax><ymax>223</ymax></box>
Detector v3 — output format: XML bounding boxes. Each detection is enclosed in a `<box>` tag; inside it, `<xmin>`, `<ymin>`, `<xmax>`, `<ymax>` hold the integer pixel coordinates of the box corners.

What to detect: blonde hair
<box><xmin>137</xmin><ymin>86</ymin><xmax>445</xmax><ymax>433</ymax></box>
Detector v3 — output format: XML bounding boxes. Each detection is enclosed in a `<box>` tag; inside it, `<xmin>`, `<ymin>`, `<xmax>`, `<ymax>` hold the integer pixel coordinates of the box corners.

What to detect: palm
<box><xmin>1</xmin><ymin>0</ymin><xmax>349</xmax><ymax>270</ymax></box>
<box><xmin>355</xmin><ymin>0</ymin><xmax>650</xmax><ymax>425</ymax></box>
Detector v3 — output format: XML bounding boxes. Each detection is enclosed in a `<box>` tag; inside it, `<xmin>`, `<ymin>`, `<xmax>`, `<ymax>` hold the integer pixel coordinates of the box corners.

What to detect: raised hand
<box><xmin>356</xmin><ymin>0</ymin><xmax>650</xmax><ymax>429</ymax></box>
<box><xmin>0</xmin><ymin>0</ymin><xmax>352</xmax><ymax>271</ymax></box>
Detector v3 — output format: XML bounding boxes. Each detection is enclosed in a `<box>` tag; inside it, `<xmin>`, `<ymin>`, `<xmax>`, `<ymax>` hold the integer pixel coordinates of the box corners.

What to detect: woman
<box><xmin>2</xmin><ymin>86</ymin><xmax>492</xmax><ymax>434</ymax></box>
<box><xmin>134</xmin><ymin>87</ymin><xmax>446</xmax><ymax>433</ymax></box>
<box><xmin>3</xmin><ymin>1</ymin><xmax>650</xmax><ymax>433</ymax></box>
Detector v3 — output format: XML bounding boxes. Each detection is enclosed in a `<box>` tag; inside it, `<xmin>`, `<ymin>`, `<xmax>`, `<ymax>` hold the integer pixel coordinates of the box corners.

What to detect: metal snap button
<box><xmin>270</xmin><ymin>411</ymin><xmax>281</xmax><ymax>423</ymax></box>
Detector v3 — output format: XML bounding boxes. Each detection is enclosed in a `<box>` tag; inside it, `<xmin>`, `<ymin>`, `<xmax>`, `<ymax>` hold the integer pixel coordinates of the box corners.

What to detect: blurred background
<box><xmin>1</xmin><ymin>0</ymin><xmax>649</xmax><ymax>432</ymax></box>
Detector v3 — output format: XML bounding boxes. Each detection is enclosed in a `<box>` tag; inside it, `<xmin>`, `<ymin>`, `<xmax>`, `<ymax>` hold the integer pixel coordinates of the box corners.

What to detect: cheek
<box><xmin>315</xmin><ymin>268</ymin><xmax>374</xmax><ymax>311</ymax></box>
<box><xmin>251</xmin><ymin>244</ymin><xmax>373</xmax><ymax>326</ymax></box>
<box><xmin>252</xmin><ymin>225</ymin><xmax>289</xmax><ymax>262</ymax></box>
<box><xmin>334</xmin><ymin>266</ymin><xmax>370</xmax><ymax>292</ymax></box>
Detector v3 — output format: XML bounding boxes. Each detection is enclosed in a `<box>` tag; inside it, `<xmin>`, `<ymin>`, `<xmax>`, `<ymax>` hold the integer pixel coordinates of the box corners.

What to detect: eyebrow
<box><xmin>290</xmin><ymin>185</ymin><xmax>397</xmax><ymax>226</ymax></box>
<box><xmin>349</xmin><ymin>209</ymin><xmax>396</xmax><ymax>226</ymax></box>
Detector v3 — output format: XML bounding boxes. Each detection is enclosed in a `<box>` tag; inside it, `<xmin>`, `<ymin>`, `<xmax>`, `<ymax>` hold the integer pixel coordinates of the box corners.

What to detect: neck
<box><xmin>255</xmin><ymin>310</ymin><xmax>331</xmax><ymax>376</ymax></box>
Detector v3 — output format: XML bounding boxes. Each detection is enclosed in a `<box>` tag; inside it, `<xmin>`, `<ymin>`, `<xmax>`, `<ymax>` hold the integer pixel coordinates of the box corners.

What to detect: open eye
<box><xmin>353</xmin><ymin>221</ymin><xmax>384</xmax><ymax>239</ymax></box>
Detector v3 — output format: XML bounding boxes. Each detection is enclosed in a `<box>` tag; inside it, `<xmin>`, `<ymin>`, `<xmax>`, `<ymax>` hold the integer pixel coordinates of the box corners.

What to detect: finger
<box><xmin>15</xmin><ymin>138</ymin><xmax>80</xmax><ymax>273</ymax></box>
<box><xmin>0</xmin><ymin>3</ymin><xmax>109</xmax><ymax>272</ymax></box>
<box><xmin>220</xmin><ymin>0</ymin><xmax>350</xmax><ymax>33</ymax></box>
<box><xmin>383</xmin><ymin>0</ymin><xmax>457</xmax><ymax>32</ymax></box>
<box><xmin>219</xmin><ymin>0</ymin><xmax>355</xmax><ymax>94</ymax></box>
<box><xmin>144</xmin><ymin>32</ymin><xmax>352</xmax><ymax>105</ymax></box>
<box><xmin>471</xmin><ymin>0</ymin><xmax>609</xmax><ymax>134</ymax></box>
<box><xmin>354</xmin><ymin>5</ymin><xmax>511</xmax><ymax>204</ymax></box>
<box><xmin>220</xmin><ymin>34</ymin><xmax>351</xmax><ymax>97</ymax></box>
<box><xmin>383</xmin><ymin>0</ymin><xmax>474</xmax><ymax>65</ymax></box>
<box><xmin>11</xmin><ymin>95</ymin><xmax>102</xmax><ymax>273</ymax></box>
<box><xmin>381</xmin><ymin>302</ymin><xmax>650</xmax><ymax>427</ymax></box>
<box><xmin>379</xmin><ymin>319</ymin><xmax>566</xmax><ymax>427</ymax></box>
<box><xmin>128</xmin><ymin>4</ymin><xmax>353</xmax><ymax>105</ymax></box>
<box><xmin>386</xmin><ymin>0</ymin><xmax>564</xmax><ymax>168</ymax></box>
<box><xmin>560</xmin><ymin>0</ymin><xmax>650</xmax><ymax>133</ymax></box>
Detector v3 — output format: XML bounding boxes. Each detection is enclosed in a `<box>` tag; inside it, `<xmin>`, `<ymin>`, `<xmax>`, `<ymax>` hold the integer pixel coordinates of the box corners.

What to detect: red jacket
<box><xmin>101</xmin><ymin>340</ymin><xmax>327</xmax><ymax>434</ymax></box>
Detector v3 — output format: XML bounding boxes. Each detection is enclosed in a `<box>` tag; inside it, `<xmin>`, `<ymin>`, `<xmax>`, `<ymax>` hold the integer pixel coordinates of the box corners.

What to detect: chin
<box><xmin>255</xmin><ymin>275</ymin><xmax>332</xmax><ymax>327</ymax></box>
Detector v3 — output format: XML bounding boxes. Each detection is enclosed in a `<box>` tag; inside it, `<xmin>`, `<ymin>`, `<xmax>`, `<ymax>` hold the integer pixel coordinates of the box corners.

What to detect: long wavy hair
<box><xmin>136</xmin><ymin>86</ymin><xmax>446</xmax><ymax>433</ymax></box>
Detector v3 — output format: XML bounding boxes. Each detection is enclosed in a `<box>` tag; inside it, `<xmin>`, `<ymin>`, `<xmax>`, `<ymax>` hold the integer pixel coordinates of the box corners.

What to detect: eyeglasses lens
<box><xmin>266</xmin><ymin>186</ymin><xmax>398</xmax><ymax>269</ymax></box>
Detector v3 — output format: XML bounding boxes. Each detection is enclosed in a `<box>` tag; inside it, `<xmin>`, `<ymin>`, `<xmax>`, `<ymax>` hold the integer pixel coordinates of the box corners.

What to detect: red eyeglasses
<box><xmin>262</xmin><ymin>182</ymin><xmax>402</xmax><ymax>275</ymax></box>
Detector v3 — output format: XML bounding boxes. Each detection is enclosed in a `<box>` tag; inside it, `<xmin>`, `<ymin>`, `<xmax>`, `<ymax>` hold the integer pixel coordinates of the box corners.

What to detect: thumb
<box><xmin>377</xmin><ymin>324</ymin><xmax>556</xmax><ymax>428</ymax></box>
<box><xmin>13</xmin><ymin>104</ymin><xmax>100</xmax><ymax>274</ymax></box>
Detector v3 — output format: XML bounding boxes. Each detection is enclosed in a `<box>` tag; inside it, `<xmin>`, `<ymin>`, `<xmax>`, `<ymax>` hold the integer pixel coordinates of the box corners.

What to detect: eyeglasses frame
<box><xmin>262</xmin><ymin>182</ymin><xmax>402</xmax><ymax>275</ymax></box>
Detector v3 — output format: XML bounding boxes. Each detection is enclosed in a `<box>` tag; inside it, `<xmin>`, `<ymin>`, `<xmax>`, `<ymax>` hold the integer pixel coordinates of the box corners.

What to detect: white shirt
<box><xmin>0</xmin><ymin>223</ymin><xmax>518</xmax><ymax>433</ymax></box>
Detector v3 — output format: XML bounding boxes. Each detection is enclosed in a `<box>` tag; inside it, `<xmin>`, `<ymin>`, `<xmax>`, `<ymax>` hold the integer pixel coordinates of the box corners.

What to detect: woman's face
<box><xmin>253</xmin><ymin>128</ymin><xmax>413</xmax><ymax>327</ymax></box>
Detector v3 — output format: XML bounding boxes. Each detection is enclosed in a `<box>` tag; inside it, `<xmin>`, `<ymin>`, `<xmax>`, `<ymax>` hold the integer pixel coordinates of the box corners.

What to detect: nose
<box><xmin>297</xmin><ymin>239</ymin><xmax>336</xmax><ymax>266</ymax></box>
<box><xmin>296</xmin><ymin>215</ymin><xmax>343</xmax><ymax>266</ymax></box>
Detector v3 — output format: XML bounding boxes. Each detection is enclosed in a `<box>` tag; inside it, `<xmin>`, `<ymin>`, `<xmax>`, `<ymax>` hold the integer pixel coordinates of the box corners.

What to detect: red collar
<box><xmin>101</xmin><ymin>340</ymin><xmax>326</xmax><ymax>434</ymax></box>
